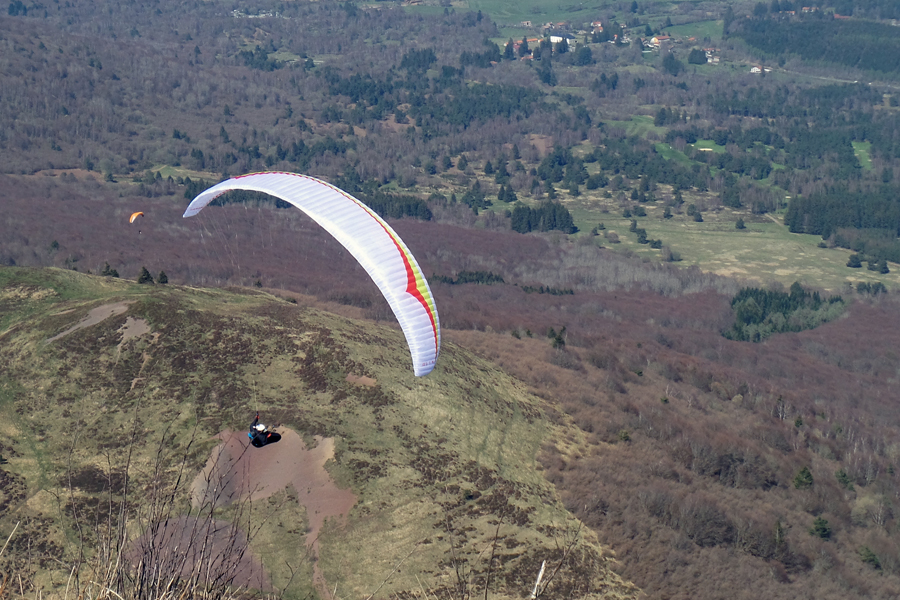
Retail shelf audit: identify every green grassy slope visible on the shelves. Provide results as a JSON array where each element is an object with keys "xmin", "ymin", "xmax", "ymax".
[{"xmin": 0, "ymin": 266, "xmax": 639, "ymax": 600}]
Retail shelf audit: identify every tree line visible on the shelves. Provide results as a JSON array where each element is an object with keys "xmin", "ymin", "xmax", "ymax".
[
  {"xmin": 734, "ymin": 16, "xmax": 900, "ymax": 75},
  {"xmin": 785, "ymin": 185, "xmax": 900, "ymax": 240}
]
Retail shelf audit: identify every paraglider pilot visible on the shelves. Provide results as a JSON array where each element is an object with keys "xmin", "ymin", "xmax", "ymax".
[{"xmin": 248, "ymin": 412, "xmax": 281, "ymax": 448}]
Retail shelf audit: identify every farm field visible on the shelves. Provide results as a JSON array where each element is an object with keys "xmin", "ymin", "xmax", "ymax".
[
  {"xmin": 663, "ymin": 19, "xmax": 723, "ymax": 40},
  {"xmin": 561, "ymin": 194, "xmax": 900, "ymax": 292},
  {"xmin": 456, "ymin": 0, "xmax": 603, "ymax": 25}
]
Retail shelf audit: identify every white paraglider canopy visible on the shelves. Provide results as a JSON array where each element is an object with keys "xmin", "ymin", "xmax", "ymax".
[{"xmin": 184, "ymin": 171, "xmax": 440, "ymax": 376}]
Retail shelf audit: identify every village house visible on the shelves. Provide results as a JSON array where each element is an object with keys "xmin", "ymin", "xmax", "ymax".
[
  {"xmin": 549, "ymin": 33, "xmax": 577, "ymax": 45},
  {"xmin": 650, "ymin": 35, "xmax": 671, "ymax": 48}
]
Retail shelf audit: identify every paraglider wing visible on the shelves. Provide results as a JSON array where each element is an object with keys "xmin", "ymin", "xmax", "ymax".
[
  {"xmin": 129, "ymin": 211, "xmax": 144, "ymax": 224},
  {"xmin": 183, "ymin": 172, "xmax": 440, "ymax": 376}
]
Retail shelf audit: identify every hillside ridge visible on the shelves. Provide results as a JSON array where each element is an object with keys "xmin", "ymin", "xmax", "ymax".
[{"xmin": 0, "ymin": 266, "xmax": 639, "ymax": 600}]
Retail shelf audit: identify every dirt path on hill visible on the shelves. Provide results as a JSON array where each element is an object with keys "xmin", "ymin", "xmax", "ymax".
[{"xmin": 46, "ymin": 300, "xmax": 133, "ymax": 342}]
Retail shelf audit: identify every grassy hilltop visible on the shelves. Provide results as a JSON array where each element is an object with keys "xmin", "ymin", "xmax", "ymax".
[{"xmin": 0, "ymin": 266, "xmax": 639, "ymax": 600}]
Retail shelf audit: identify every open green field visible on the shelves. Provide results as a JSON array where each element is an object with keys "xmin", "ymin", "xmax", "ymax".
[
  {"xmin": 495, "ymin": 27, "xmax": 534, "ymax": 42},
  {"xmin": 561, "ymin": 194, "xmax": 900, "ymax": 291},
  {"xmin": 398, "ymin": 3, "xmax": 450, "ymax": 17},
  {"xmin": 692, "ymin": 139, "xmax": 727, "ymax": 153},
  {"xmin": 455, "ymin": 0, "xmax": 604, "ymax": 25},
  {"xmin": 655, "ymin": 142, "xmax": 694, "ymax": 166},
  {"xmin": 663, "ymin": 19, "xmax": 723, "ymax": 41},
  {"xmin": 852, "ymin": 141, "xmax": 874, "ymax": 171},
  {"xmin": 606, "ymin": 114, "xmax": 667, "ymax": 137}
]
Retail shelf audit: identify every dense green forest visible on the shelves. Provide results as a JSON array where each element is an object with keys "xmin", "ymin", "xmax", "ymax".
[
  {"xmin": 830, "ymin": 0, "xmax": 900, "ymax": 18},
  {"xmin": 723, "ymin": 282, "xmax": 845, "ymax": 341},
  {"xmin": 786, "ymin": 186, "xmax": 900, "ymax": 235},
  {"xmin": 734, "ymin": 17, "xmax": 900, "ymax": 75}
]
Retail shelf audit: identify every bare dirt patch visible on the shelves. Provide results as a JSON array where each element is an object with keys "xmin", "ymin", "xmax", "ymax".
[
  {"xmin": 46, "ymin": 301, "xmax": 133, "ymax": 342},
  {"xmin": 345, "ymin": 373, "xmax": 376, "ymax": 387},
  {"xmin": 117, "ymin": 316, "xmax": 151, "ymax": 344},
  {"xmin": 115, "ymin": 316, "xmax": 153, "ymax": 363},
  {"xmin": 190, "ymin": 428, "xmax": 356, "ymax": 596}
]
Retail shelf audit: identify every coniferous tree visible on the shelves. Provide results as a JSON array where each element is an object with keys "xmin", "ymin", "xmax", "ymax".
[
  {"xmin": 101, "ymin": 262, "xmax": 119, "ymax": 278},
  {"xmin": 662, "ymin": 52, "xmax": 684, "ymax": 76},
  {"xmin": 810, "ymin": 516, "xmax": 831, "ymax": 540},
  {"xmin": 503, "ymin": 38, "xmax": 515, "ymax": 60},
  {"xmin": 794, "ymin": 466, "xmax": 814, "ymax": 489},
  {"xmin": 835, "ymin": 469, "xmax": 854, "ymax": 491},
  {"xmin": 860, "ymin": 546, "xmax": 882, "ymax": 570},
  {"xmin": 137, "ymin": 267, "xmax": 154, "ymax": 284},
  {"xmin": 688, "ymin": 48, "xmax": 707, "ymax": 64},
  {"xmin": 158, "ymin": 271, "xmax": 168, "ymax": 284}
]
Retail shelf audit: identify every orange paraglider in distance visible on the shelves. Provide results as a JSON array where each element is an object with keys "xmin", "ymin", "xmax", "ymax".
[{"xmin": 129, "ymin": 212, "xmax": 144, "ymax": 224}]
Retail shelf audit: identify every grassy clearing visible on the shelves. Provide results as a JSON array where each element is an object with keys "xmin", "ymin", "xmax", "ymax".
[
  {"xmin": 606, "ymin": 114, "xmax": 667, "ymax": 137},
  {"xmin": 692, "ymin": 139, "xmax": 727, "ymax": 153},
  {"xmin": 620, "ymin": 63, "xmax": 660, "ymax": 74},
  {"xmin": 149, "ymin": 164, "xmax": 221, "ymax": 181},
  {"xmin": 632, "ymin": 213, "xmax": 900, "ymax": 291},
  {"xmin": 556, "ymin": 192, "xmax": 900, "ymax": 291},
  {"xmin": 270, "ymin": 49, "xmax": 305, "ymax": 64},
  {"xmin": 457, "ymin": 0, "xmax": 602, "ymax": 25},
  {"xmin": 852, "ymin": 141, "xmax": 874, "ymax": 171},
  {"xmin": 663, "ymin": 19, "xmax": 723, "ymax": 41},
  {"xmin": 655, "ymin": 143, "xmax": 694, "ymax": 166},
  {"xmin": 400, "ymin": 3, "xmax": 450, "ymax": 17},
  {"xmin": 495, "ymin": 27, "xmax": 533, "ymax": 42}
]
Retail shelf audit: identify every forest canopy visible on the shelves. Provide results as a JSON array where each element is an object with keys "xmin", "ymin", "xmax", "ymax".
[
  {"xmin": 723, "ymin": 283, "xmax": 845, "ymax": 342},
  {"xmin": 734, "ymin": 17, "xmax": 900, "ymax": 75}
]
